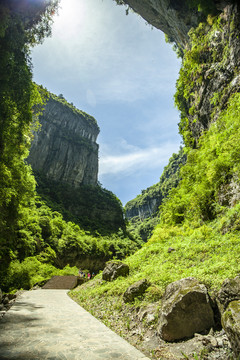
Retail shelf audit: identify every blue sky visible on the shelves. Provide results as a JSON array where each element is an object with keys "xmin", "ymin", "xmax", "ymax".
[{"xmin": 31, "ymin": 0, "xmax": 182, "ymax": 205}]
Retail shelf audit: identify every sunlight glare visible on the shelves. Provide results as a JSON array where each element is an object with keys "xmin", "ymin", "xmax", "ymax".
[{"xmin": 53, "ymin": 0, "xmax": 86, "ymax": 39}]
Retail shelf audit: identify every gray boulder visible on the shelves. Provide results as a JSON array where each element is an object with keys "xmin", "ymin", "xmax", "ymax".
[
  {"xmin": 222, "ymin": 300, "xmax": 240, "ymax": 357},
  {"xmin": 123, "ymin": 279, "xmax": 150, "ymax": 303},
  {"xmin": 217, "ymin": 275, "xmax": 240, "ymax": 314},
  {"xmin": 102, "ymin": 261, "xmax": 129, "ymax": 281},
  {"xmin": 158, "ymin": 277, "xmax": 214, "ymax": 342}
]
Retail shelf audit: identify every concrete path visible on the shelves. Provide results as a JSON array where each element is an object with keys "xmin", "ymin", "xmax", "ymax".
[{"xmin": 0, "ymin": 289, "xmax": 150, "ymax": 360}]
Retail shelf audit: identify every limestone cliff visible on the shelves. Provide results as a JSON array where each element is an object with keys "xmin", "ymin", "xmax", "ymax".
[
  {"xmin": 28, "ymin": 93, "xmax": 125, "ymax": 234},
  {"xmin": 28, "ymin": 94, "xmax": 99, "ymax": 187}
]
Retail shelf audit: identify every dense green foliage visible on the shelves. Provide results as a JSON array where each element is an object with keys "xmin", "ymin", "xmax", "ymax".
[
  {"xmin": 175, "ymin": 14, "xmax": 232, "ymax": 146},
  {"xmin": 125, "ymin": 148, "xmax": 186, "ymax": 210},
  {"xmin": 34, "ymin": 172, "xmax": 126, "ymax": 235},
  {"xmin": 0, "ymin": 0, "xmax": 59, "ymax": 273},
  {"xmin": 161, "ymin": 93, "xmax": 240, "ymax": 225},
  {"xmin": 1, "ymin": 195, "xmax": 141, "ymax": 291}
]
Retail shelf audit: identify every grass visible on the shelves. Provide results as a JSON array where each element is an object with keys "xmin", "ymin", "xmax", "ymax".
[{"xmin": 70, "ymin": 218, "xmax": 240, "ymax": 304}]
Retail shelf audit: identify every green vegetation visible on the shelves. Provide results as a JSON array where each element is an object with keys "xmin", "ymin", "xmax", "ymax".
[
  {"xmin": 162, "ymin": 92, "xmax": 240, "ymax": 227},
  {"xmin": 34, "ymin": 172, "xmax": 126, "ymax": 235},
  {"xmin": 1, "ymin": 195, "xmax": 141, "ymax": 292},
  {"xmin": 1, "ymin": 7, "xmax": 240, "ymax": 351},
  {"xmin": 175, "ymin": 13, "xmax": 232, "ymax": 146}
]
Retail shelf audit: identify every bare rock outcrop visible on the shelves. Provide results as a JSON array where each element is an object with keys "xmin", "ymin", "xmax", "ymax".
[
  {"xmin": 217, "ymin": 275, "xmax": 240, "ymax": 357},
  {"xmin": 158, "ymin": 277, "xmax": 214, "ymax": 341}
]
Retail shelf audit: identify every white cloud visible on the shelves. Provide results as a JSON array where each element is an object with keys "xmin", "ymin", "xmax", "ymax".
[{"xmin": 99, "ymin": 141, "xmax": 180, "ymax": 176}]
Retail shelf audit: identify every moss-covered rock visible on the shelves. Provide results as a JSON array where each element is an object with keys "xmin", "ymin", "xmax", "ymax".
[
  {"xmin": 123, "ymin": 279, "xmax": 150, "ymax": 303},
  {"xmin": 102, "ymin": 261, "xmax": 129, "ymax": 281},
  {"xmin": 222, "ymin": 300, "xmax": 240, "ymax": 357}
]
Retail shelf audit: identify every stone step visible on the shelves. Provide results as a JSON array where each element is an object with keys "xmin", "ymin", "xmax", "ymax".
[{"xmin": 42, "ymin": 275, "xmax": 78, "ymax": 289}]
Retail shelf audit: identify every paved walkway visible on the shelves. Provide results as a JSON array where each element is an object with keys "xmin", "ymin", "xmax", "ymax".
[{"xmin": 0, "ymin": 289, "xmax": 150, "ymax": 360}]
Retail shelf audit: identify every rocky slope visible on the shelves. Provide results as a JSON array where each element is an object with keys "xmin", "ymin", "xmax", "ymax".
[{"xmin": 28, "ymin": 94, "xmax": 99, "ymax": 188}]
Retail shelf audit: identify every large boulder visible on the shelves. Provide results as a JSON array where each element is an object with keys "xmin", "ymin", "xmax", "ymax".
[
  {"xmin": 222, "ymin": 300, "xmax": 240, "ymax": 357},
  {"xmin": 123, "ymin": 279, "xmax": 150, "ymax": 303},
  {"xmin": 102, "ymin": 261, "xmax": 129, "ymax": 281},
  {"xmin": 217, "ymin": 275, "xmax": 240, "ymax": 314},
  {"xmin": 158, "ymin": 277, "xmax": 214, "ymax": 342}
]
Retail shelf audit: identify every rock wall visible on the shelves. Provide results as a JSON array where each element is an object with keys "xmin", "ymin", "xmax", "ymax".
[
  {"xmin": 27, "ymin": 95, "xmax": 99, "ymax": 188},
  {"xmin": 121, "ymin": 0, "xmax": 232, "ymax": 51},
  {"xmin": 126, "ymin": 197, "xmax": 160, "ymax": 220}
]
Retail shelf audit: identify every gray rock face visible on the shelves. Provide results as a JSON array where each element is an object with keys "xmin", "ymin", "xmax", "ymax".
[
  {"xmin": 158, "ymin": 277, "xmax": 214, "ymax": 342},
  {"xmin": 123, "ymin": 279, "xmax": 150, "ymax": 303},
  {"xmin": 125, "ymin": 197, "xmax": 161, "ymax": 220},
  {"xmin": 222, "ymin": 300, "xmax": 240, "ymax": 357},
  {"xmin": 28, "ymin": 96, "xmax": 99, "ymax": 188},
  {"xmin": 121, "ymin": 0, "xmax": 202, "ymax": 51},
  {"xmin": 217, "ymin": 275, "xmax": 240, "ymax": 314},
  {"xmin": 102, "ymin": 261, "xmax": 129, "ymax": 281}
]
